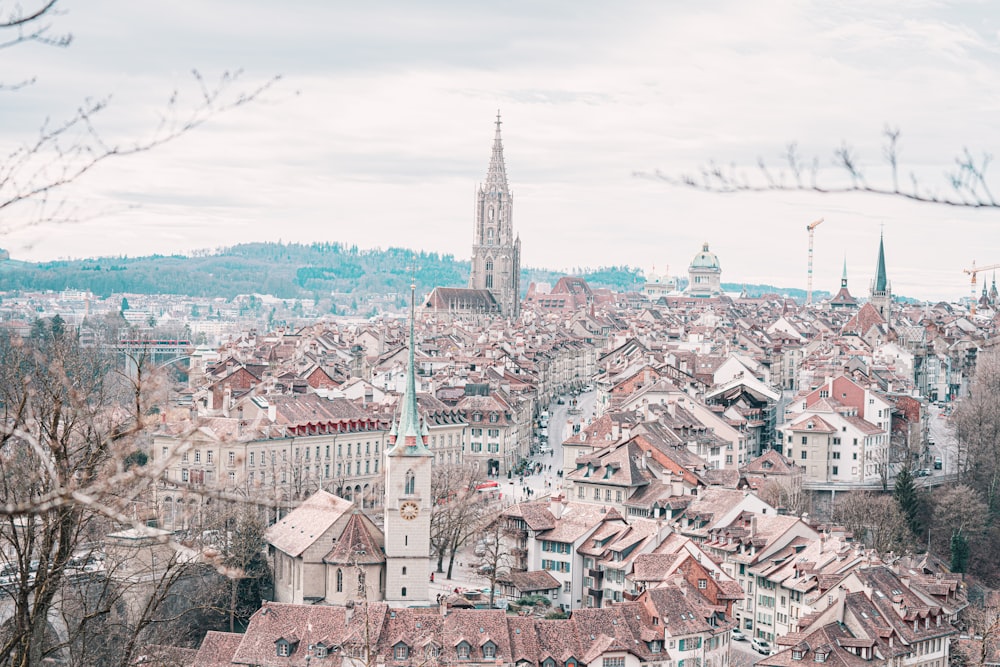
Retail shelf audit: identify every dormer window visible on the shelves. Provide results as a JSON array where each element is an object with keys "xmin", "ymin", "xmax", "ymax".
[
  {"xmin": 489, "ymin": 413, "xmax": 499, "ymax": 423},
  {"xmin": 277, "ymin": 640, "xmax": 293, "ymax": 657},
  {"xmin": 792, "ymin": 650, "xmax": 803, "ymax": 661},
  {"xmin": 314, "ymin": 644, "xmax": 328, "ymax": 658},
  {"xmin": 483, "ymin": 643, "xmax": 496, "ymax": 659},
  {"xmin": 814, "ymin": 651, "xmax": 828, "ymax": 662},
  {"xmin": 395, "ymin": 644, "xmax": 410, "ymax": 660},
  {"xmin": 458, "ymin": 642, "xmax": 471, "ymax": 659}
]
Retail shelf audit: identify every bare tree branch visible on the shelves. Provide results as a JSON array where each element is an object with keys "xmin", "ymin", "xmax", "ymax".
[{"xmin": 636, "ymin": 128, "xmax": 1000, "ymax": 209}]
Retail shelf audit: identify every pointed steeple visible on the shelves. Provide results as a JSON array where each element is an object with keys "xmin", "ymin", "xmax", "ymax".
[
  {"xmin": 841, "ymin": 256, "xmax": 848, "ymax": 289},
  {"xmin": 388, "ymin": 280, "xmax": 429, "ymax": 456},
  {"xmin": 485, "ymin": 110, "xmax": 509, "ymax": 192},
  {"xmin": 874, "ymin": 232, "xmax": 888, "ymax": 293}
]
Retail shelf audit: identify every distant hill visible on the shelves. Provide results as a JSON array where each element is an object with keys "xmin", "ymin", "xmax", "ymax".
[
  {"xmin": 0, "ymin": 243, "xmax": 644, "ymax": 301},
  {"xmin": 0, "ymin": 242, "xmax": 819, "ymax": 303}
]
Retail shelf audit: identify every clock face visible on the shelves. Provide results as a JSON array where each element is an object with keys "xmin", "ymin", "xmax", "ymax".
[{"xmin": 400, "ymin": 501, "xmax": 419, "ymax": 521}]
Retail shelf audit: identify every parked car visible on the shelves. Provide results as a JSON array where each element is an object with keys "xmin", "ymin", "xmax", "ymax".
[
  {"xmin": 731, "ymin": 628, "xmax": 747, "ymax": 641},
  {"xmin": 934, "ymin": 457, "xmax": 943, "ymax": 470},
  {"xmin": 752, "ymin": 638, "xmax": 772, "ymax": 655},
  {"xmin": 914, "ymin": 469, "xmax": 932, "ymax": 477}
]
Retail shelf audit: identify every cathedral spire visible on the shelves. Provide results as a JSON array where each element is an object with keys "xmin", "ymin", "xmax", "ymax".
[
  {"xmin": 874, "ymin": 231, "xmax": 888, "ymax": 293},
  {"xmin": 841, "ymin": 255, "xmax": 848, "ymax": 288},
  {"xmin": 485, "ymin": 110, "xmax": 509, "ymax": 192},
  {"xmin": 388, "ymin": 280, "xmax": 429, "ymax": 455}
]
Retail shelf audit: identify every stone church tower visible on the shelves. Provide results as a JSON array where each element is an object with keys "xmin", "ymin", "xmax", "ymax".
[
  {"xmin": 383, "ymin": 284, "xmax": 432, "ymax": 607},
  {"xmin": 869, "ymin": 232, "xmax": 892, "ymax": 321},
  {"xmin": 469, "ymin": 112, "xmax": 521, "ymax": 318}
]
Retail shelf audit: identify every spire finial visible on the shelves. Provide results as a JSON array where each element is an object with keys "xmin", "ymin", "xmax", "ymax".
[{"xmin": 388, "ymin": 265, "xmax": 429, "ymax": 455}]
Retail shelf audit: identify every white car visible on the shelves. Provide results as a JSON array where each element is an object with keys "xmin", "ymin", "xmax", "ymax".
[
  {"xmin": 752, "ymin": 638, "xmax": 772, "ymax": 655},
  {"xmin": 731, "ymin": 628, "xmax": 747, "ymax": 641}
]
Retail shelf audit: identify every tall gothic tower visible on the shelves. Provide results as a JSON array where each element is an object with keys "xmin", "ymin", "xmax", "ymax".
[
  {"xmin": 383, "ymin": 283, "xmax": 432, "ymax": 607},
  {"xmin": 470, "ymin": 112, "xmax": 521, "ymax": 318},
  {"xmin": 869, "ymin": 232, "xmax": 892, "ymax": 320}
]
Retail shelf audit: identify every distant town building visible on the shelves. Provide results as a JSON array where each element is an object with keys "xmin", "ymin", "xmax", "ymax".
[{"xmin": 685, "ymin": 242, "xmax": 723, "ymax": 298}]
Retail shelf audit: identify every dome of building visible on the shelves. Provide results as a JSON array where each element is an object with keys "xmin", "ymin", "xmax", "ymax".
[{"xmin": 690, "ymin": 243, "xmax": 720, "ymax": 271}]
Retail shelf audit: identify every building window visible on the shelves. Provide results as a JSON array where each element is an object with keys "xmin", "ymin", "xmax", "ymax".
[
  {"xmin": 277, "ymin": 641, "xmax": 290, "ymax": 657},
  {"xmin": 194, "ymin": 450, "xmax": 201, "ymax": 463},
  {"xmin": 401, "ymin": 587, "xmax": 407, "ymax": 597},
  {"xmin": 801, "ymin": 436, "xmax": 807, "ymax": 445},
  {"xmin": 603, "ymin": 658, "xmax": 625, "ymax": 667},
  {"xmin": 458, "ymin": 643, "xmax": 470, "ymax": 659},
  {"xmin": 801, "ymin": 451, "xmax": 807, "ymax": 460},
  {"xmin": 228, "ymin": 451, "xmax": 235, "ymax": 465},
  {"xmin": 832, "ymin": 466, "xmax": 839, "ymax": 475},
  {"xmin": 181, "ymin": 469, "xmax": 189, "ymax": 482},
  {"xmin": 336, "ymin": 569, "xmax": 343, "ymax": 592},
  {"xmin": 395, "ymin": 645, "xmax": 408, "ymax": 660},
  {"xmin": 699, "ymin": 579, "xmax": 707, "ymax": 589},
  {"xmin": 483, "ymin": 644, "xmax": 495, "ymax": 659}
]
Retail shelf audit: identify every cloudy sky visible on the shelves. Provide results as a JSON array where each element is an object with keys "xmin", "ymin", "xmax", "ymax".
[{"xmin": 3, "ymin": 0, "xmax": 1000, "ymax": 301}]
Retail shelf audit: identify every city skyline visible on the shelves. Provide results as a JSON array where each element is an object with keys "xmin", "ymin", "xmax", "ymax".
[{"xmin": 3, "ymin": 1, "xmax": 1000, "ymax": 302}]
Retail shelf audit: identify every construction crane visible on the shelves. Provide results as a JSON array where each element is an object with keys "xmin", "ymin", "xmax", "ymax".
[
  {"xmin": 806, "ymin": 218, "xmax": 824, "ymax": 305},
  {"xmin": 963, "ymin": 261, "xmax": 1000, "ymax": 315}
]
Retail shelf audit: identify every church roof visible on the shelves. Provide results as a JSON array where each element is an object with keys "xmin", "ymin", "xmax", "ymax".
[
  {"xmin": 265, "ymin": 490, "xmax": 354, "ymax": 558},
  {"xmin": 324, "ymin": 510, "xmax": 385, "ymax": 565}
]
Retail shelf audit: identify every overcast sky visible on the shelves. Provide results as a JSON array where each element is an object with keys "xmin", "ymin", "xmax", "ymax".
[{"xmin": 3, "ymin": 0, "xmax": 1000, "ymax": 301}]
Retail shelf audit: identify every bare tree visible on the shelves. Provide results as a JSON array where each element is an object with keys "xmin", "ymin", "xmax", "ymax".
[
  {"xmin": 1, "ymin": 1, "xmax": 278, "ymax": 239},
  {"xmin": 832, "ymin": 492, "xmax": 911, "ymax": 555},
  {"xmin": 429, "ymin": 464, "xmax": 490, "ymax": 578},
  {"xmin": 961, "ymin": 599, "xmax": 1000, "ymax": 667},
  {"xmin": 638, "ymin": 127, "xmax": 1000, "ymax": 209},
  {"xmin": 758, "ymin": 477, "xmax": 812, "ymax": 517},
  {"xmin": 950, "ymin": 349, "xmax": 1000, "ymax": 514},
  {"xmin": 472, "ymin": 516, "xmax": 517, "ymax": 610}
]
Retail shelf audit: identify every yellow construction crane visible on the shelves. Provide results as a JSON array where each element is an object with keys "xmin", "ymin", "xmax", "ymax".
[
  {"xmin": 963, "ymin": 261, "xmax": 1000, "ymax": 315},
  {"xmin": 806, "ymin": 218, "xmax": 824, "ymax": 305}
]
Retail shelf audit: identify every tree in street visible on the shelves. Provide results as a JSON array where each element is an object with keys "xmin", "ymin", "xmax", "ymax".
[
  {"xmin": 429, "ymin": 464, "xmax": 490, "ymax": 579},
  {"xmin": 472, "ymin": 516, "xmax": 517, "ymax": 610}
]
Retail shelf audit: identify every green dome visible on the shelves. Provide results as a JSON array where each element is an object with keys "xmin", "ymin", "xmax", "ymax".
[{"xmin": 690, "ymin": 243, "xmax": 720, "ymax": 270}]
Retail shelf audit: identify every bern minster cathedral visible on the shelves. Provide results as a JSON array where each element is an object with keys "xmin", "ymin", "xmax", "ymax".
[{"xmin": 424, "ymin": 113, "xmax": 521, "ymax": 319}]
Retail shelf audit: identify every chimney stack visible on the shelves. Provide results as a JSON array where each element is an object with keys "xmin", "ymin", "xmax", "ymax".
[{"xmin": 550, "ymin": 494, "xmax": 565, "ymax": 519}]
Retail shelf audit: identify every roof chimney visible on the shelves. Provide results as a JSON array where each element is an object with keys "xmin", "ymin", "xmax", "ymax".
[{"xmin": 550, "ymin": 494, "xmax": 565, "ymax": 519}]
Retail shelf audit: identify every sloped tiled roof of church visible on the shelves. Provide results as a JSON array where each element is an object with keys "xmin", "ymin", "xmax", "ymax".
[{"xmin": 323, "ymin": 510, "xmax": 385, "ymax": 565}]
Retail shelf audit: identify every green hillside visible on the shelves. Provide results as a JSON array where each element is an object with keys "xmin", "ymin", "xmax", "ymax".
[{"xmin": 0, "ymin": 243, "xmax": 644, "ymax": 300}]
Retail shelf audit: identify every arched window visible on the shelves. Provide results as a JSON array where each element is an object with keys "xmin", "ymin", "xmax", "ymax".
[
  {"xmin": 336, "ymin": 568, "xmax": 343, "ymax": 592},
  {"xmin": 485, "ymin": 259, "xmax": 493, "ymax": 272},
  {"xmin": 401, "ymin": 586, "xmax": 407, "ymax": 597},
  {"xmin": 402, "ymin": 566, "xmax": 407, "ymax": 575},
  {"xmin": 404, "ymin": 470, "xmax": 415, "ymax": 495}
]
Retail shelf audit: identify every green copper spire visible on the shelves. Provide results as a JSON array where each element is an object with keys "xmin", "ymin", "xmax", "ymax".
[
  {"xmin": 874, "ymin": 232, "xmax": 888, "ymax": 293},
  {"xmin": 388, "ymin": 280, "xmax": 429, "ymax": 456}
]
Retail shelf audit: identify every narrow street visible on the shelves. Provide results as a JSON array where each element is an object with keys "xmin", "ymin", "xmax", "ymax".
[{"xmin": 927, "ymin": 404, "xmax": 957, "ymax": 475}]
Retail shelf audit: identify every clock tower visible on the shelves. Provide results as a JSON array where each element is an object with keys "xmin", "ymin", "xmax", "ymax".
[{"xmin": 383, "ymin": 282, "xmax": 432, "ymax": 607}]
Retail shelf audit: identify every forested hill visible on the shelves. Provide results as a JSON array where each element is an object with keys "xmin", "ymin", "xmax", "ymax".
[{"xmin": 0, "ymin": 242, "xmax": 647, "ymax": 300}]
